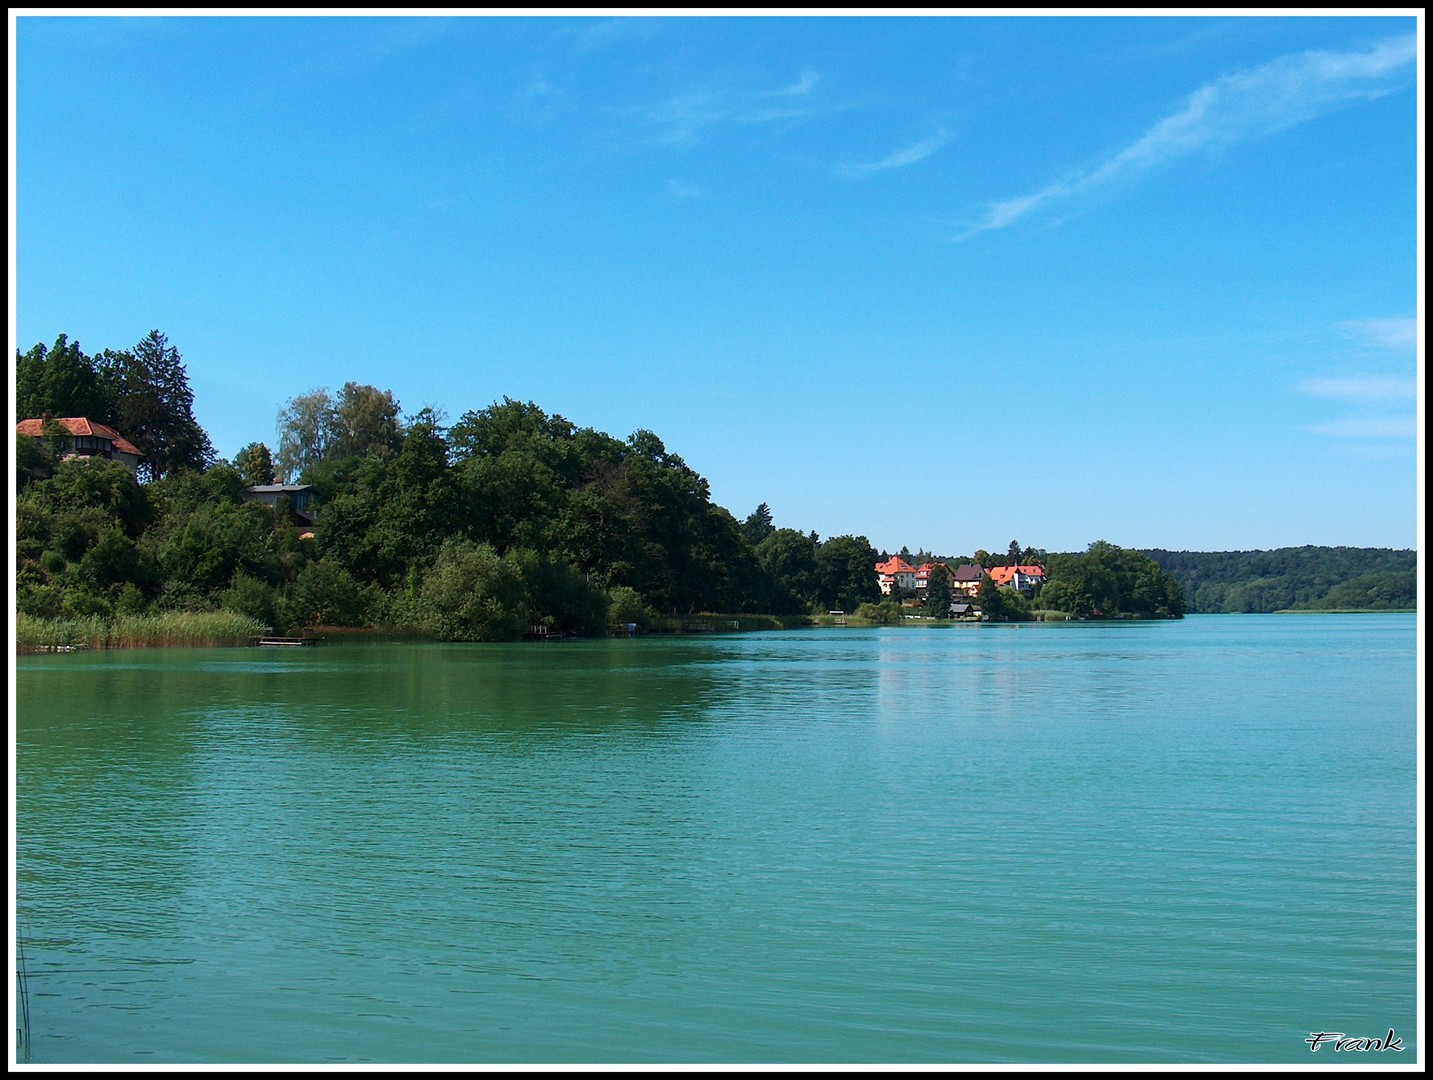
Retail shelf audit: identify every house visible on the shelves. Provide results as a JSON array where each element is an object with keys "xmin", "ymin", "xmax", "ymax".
[
  {"xmin": 242, "ymin": 483, "xmax": 317, "ymax": 530},
  {"xmin": 950, "ymin": 563, "xmax": 986, "ymax": 597},
  {"xmin": 875, "ymin": 556, "xmax": 919, "ymax": 595},
  {"xmin": 16, "ymin": 416, "xmax": 143, "ymax": 473},
  {"xmin": 986, "ymin": 564, "xmax": 1047, "ymax": 595},
  {"xmin": 949, "ymin": 601, "xmax": 978, "ymax": 620}
]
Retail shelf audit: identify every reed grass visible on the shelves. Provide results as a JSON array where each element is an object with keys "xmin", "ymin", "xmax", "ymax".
[
  {"xmin": 15, "ymin": 611, "xmax": 267, "ymax": 652},
  {"xmin": 16, "ymin": 915, "xmax": 31, "ymax": 1062}
]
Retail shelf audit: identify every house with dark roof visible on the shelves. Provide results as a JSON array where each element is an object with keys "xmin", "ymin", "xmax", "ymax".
[
  {"xmin": 950, "ymin": 563, "xmax": 987, "ymax": 597},
  {"xmin": 241, "ymin": 483, "xmax": 318, "ymax": 530},
  {"xmin": 16, "ymin": 417, "xmax": 143, "ymax": 473}
]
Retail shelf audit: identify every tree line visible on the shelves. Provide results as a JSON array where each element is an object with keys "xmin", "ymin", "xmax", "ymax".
[
  {"xmin": 18, "ymin": 331, "xmax": 1408, "ymax": 640},
  {"xmin": 1142, "ymin": 547, "xmax": 1417, "ymax": 613},
  {"xmin": 16, "ymin": 333, "xmax": 887, "ymax": 638}
]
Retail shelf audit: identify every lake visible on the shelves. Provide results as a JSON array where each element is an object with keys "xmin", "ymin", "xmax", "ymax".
[{"xmin": 12, "ymin": 615, "xmax": 1419, "ymax": 1065}]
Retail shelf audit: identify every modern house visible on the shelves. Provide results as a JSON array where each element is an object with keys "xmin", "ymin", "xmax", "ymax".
[
  {"xmin": 241, "ymin": 483, "xmax": 317, "ymax": 530},
  {"xmin": 16, "ymin": 417, "xmax": 143, "ymax": 473}
]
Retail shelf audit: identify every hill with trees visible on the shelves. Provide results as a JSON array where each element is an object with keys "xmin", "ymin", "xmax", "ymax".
[
  {"xmin": 1142, "ymin": 547, "xmax": 1417, "ymax": 613},
  {"xmin": 16, "ymin": 333, "xmax": 882, "ymax": 641}
]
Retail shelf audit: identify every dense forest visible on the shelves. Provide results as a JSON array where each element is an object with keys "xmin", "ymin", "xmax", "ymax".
[
  {"xmin": 16, "ymin": 333, "xmax": 891, "ymax": 641},
  {"xmin": 1143, "ymin": 548, "xmax": 1418, "ymax": 613},
  {"xmin": 15, "ymin": 332, "xmax": 1411, "ymax": 644}
]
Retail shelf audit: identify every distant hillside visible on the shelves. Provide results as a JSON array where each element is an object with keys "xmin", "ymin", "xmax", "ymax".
[{"xmin": 1141, "ymin": 547, "xmax": 1417, "ymax": 613}]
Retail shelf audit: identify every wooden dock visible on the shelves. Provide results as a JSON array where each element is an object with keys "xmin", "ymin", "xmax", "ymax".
[{"xmin": 254, "ymin": 635, "xmax": 320, "ymax": 647}]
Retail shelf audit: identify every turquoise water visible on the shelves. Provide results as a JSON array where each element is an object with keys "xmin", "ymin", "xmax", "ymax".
[{"xmin": 13, "ymin": 615, "xmax": 1419, "ymax": 1064}]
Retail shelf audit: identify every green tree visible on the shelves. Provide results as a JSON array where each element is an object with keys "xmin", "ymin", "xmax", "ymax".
[
  {"xmin": 605, "ymin": 585, "xmax": 656, "ymax": 630},
  {"xmin": 234, "ymin": 442, "xmax": 275, "ymax": 487},
  {"xmin": 815, "ymin": 534, "xmax": 880, "ymax": 612},
  {"xmin": 15, "ymin": 334, "xmax": 109, "ymax": 421},
  {"xmin": 1042, "ymin": 541, "xmax": 1184, "ymax": 618},
  {"xmin": 756, "ymin": 528, "xmax": 819, "ymax": 613},
  {"xmin": 16, "ymin": 431, "xmax": 55, "ymax": 489},
  {"xmin": 98, "ymin": 330, "xmax": 215, "ymax": 480},
  {"xmin": 275, "ymin": 387, "xmax": 337, "ymax": 481},
  {"xmin": 331, "ymin": 382, "xmax": 404, "ymax": 462},
  {"xmin": 976, "ymin": 575, "xmax": 1005, "ymax": 619},
  {"xmin": 922, "ymin": 563, "xmax": 951, "ymax": 617},
  {"xmin": 419, "ymin": 539, "xmax": 527, "ymax": 641},
  {"xmin": 283, "ymin": 559, "xmax": 375, "ymax": 628},
  {"xmin": 507, "ymin": 548, "xmax": 609, "ymax": 636},
  {"xmin": 743, "ymin": 502, "xmax": 776, "ymax": 546}
]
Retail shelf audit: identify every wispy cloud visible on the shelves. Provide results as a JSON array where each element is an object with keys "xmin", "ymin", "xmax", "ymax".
[
  {"xmin": 769, "ymin": 71, "xmax": 819, "ymax": 98},
  {"xmin": 1337, "ymin": 317, "xmax": 1417, "ymax": 352},
  {"xmin": 1308, "ymin": 417, "xmax": 1417, "ymax": 438},
  {"xmin": 1300, "ymin": 376, "xmax": 1417, "ymax": 402},
  {"xmin": 842, "ymin": 132, "xmax": 952, "ymax": 178},
  {"xmin": 961, "ymin": 35, "xmax": 1416, "ymax": 238},
  {"xmin": 634, "ymin": 72, "xmax": 822, "ymax": 146},
  {"xmin": 1300, "ymin": 315, "xmax": 1418, "ymax": 440}
]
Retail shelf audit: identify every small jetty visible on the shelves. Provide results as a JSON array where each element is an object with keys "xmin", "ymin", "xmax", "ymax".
[
  {"xmin": 524, "ymin": 625, "xmax": 571, "ymax": 641},
  {"xmin": 253, "ymin": 633, "xmax": 320, "ymax": 647}
]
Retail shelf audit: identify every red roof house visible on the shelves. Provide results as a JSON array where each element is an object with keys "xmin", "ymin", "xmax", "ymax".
[{"xmin": 16, "ymin": 417, "xmax": 143, "ymax": 472}]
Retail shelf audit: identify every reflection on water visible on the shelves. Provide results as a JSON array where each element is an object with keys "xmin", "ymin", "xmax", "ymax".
[{"xmin": 14, "ymin": 618, "xmax": 1418, "ymax": 1064}]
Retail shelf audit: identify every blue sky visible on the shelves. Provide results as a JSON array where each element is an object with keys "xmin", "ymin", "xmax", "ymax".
[{"xmin": 11, "ymin": 13, "xmax": 1422, "ymax": 555}]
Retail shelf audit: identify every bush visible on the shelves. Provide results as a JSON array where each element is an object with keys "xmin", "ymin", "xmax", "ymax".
[
  {"xmin": 420, "ymin": 539, "xmax": 526, "ymax": 641},
  {"xmin": 853, "ymin": 600, "xmax": 903, "ymax": 624},
  {"xmin": 283, "ymin": 558, "xmax": 374, "ymax": 628},
  {"xmin": 605, "ymin": 585, "xmax": 655, "ymax": 630},
  {"xmin": 220, "ymin": 572, "xmax": 279, "ymax": 629}
]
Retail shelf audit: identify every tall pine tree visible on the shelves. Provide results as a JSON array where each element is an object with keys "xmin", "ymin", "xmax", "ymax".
[{"xmin": 98, "ymin": 330, "xmax": 214, "ymax": 480}]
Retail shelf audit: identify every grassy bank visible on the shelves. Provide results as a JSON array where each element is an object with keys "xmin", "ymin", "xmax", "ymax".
[{"xmin": 16, "ymin": 611, "xmax": 267, "ymax": 652}]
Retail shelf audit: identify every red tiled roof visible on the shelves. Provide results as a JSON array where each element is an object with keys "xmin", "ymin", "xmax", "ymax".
[
  {"xmin": 874, "ymin": 556, "xmax": 917, "ymax": 576},
  {"xmin": 987, "ymin": 565, "xmax": 1046, "ymax": 585},
  {"xmin": 16, "ymin": 417, "xmax": 143, "ymax": 457}
]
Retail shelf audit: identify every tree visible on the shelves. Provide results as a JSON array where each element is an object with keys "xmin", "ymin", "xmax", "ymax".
[
  {"xmin": 922, "ymin": 563, "xmax": 951, "ymax": 617},
  {"xmin": 815, "ymin": 534, "xmax": 880, "ymax": 612},
  {"xmin": 743, "ymin": 503, "xmax": 775, "ymax": 546},
  {"xmin": 1041, "ymin": 541, "xmax": 1184, "ymax": 618},
  {"xmin": 15, "ymin": 335, "xmax": 109, "ymax": 421},
  {"xmin": 419, "ymin": 539, "xmax": 527, "ymax": 641},
  {"xmin": 234, "ymin": 442, "xmax": 275, "ymax": 487},
  {"xmin": 755, "ymin": 528, "xmax": 819, "ymax": 613},
  {"xmin": 976, "ymin": 575, "xmax": 1030, "ymax": 621},
  {"xmin": 331, "ymin": 382, "xmax": 404, "ymax": 462},
  {"xmin": 283, "ymin": 559, "xmax": 374, "ymax": 628},
  {"xmin": 275, "ymin": 388, "xmax": 337, "ymax": 481},
  {"xmin": 16, "ymin": 432, "xmax": 52, "ymax": 489},
  {"xmin": 98, "ymin": 331, "xmax": 215, "ymax": 480}
]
